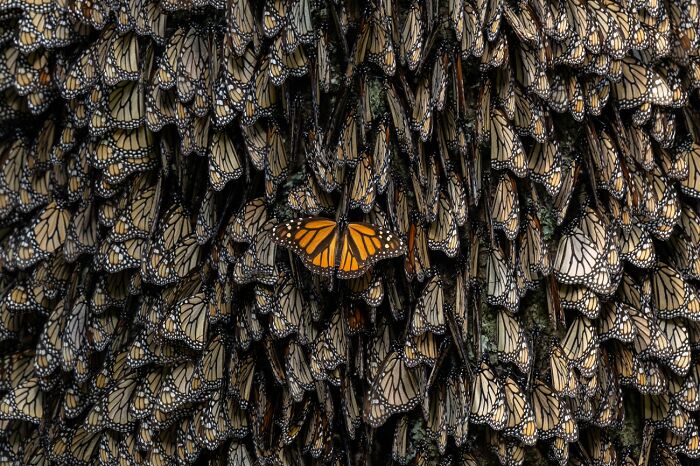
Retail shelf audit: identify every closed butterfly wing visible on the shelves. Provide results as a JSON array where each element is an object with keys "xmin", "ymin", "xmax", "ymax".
[
  {"xmin": 363, "ymin": 350, "xmax": 420, "ymax": 428},
  {"xmin": 470, "ymin": 360, "xmax": 507, "ymax": 431}
]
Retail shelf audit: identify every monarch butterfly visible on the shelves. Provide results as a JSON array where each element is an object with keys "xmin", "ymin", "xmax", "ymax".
[
  {"xmin": 269, "ymin": 270, "xmax": 303, "ymax": 339},
  {"xmin": 514, "ymin": 41, "xmax": 549, "ymax": 99},
  {"xmin": 360, "ymin": 6, "xmax": 396, "ymax": 77},
  {"xmin": 110, "ymin": 177, "xmax": 161, "ymax": 241},
  {"xmin": 273, "ymin": 217, "xmax": 405, "ymax": 279},
  {"xmin": 278, "ymin": 389, "xmax": 310, "ymax": 444},
  {"xmin": 12, "ymin": 201, "xmax": 70, "ymax": 269},
  {"xmin": 392, "ymin": 415, "xmax": 410, "ymax": 464},
  {"xmin": 452, "ymin": 369, "xmax": 471, "ymax": 446},
  {"xmin": 404, "ymin": 220, "xmax": 431, "ymax": 282},
  {"xmin": 228, "ymin": 197, "xmax": 269, "ymax": 243},
  {"xmin": 336, "ymin": 111, "xmax": 359, "ymax": 166},
  {"xmin": 195, "ymin": 188, "xmax": 217, "ymax": 245},
  {"xmin": 671, "ymin": 232, "xmax": 700, "ymax": 281},
  {"xmin": 349, "ymin": 151, "xmax": 376, "ymax": 213},
  {"xmin": 411, "ymin": 75, "xmax": 433, "ymax": 142},
  {"xmin": 461, "ymin": 1, "xmax": 484, "ymax": 58},
  {"xmin": 0, "ymin": 375, "xmax": 44, "ymax": 424},
  {"xmin": 227, "ymin": 0, "xmax": 256, "ymax": 55},
  {"xmin": 317, "ymin": 29, "xmax": 331, "ymax": 93},
  {"xmin": 578, "ymin": 205, "xmax": 621, "ymax": 277},
  {"xmin": 487, "ymin": 430, "xmax": 527, "ymax": 466},
  {"xmin": 60, "ymin": 47, "xmax": 97, "ymax": 99},
  {"xmin": 161, "ymin": 292, "xmax": 208, "ymax": 351},
  {"xmin": 664, "ymin": 428, "xmax": 700, "ymax": 459},
  {"xmin": 492, "ymin": 172, "xmax": 520, "ymax": 241},
  {"xmin": 177, "ymin": 27, "xmax": 210, "ymax": 105},
  {"xmin": 562, "ymin": 315, "xmax": 598, "ymax": 375},
  {"xmin": 502, "ymin": 374, "xmax": 537, "ymax": 445},
  {"xmin": 427, "ymin": 193, "xmax": 459, "ymax": 257},
  {"xmin": 646, "ymin": 166, "xmax": 680, "ymax": 240},
  {"xmin": 652, "ymin": 262, "xmax": 700, "ymax": 320},
  {"xmin": 196, "ymin": 389, "xmax": 236, "ymax": 450},
  {"xmin": 156, "ymin": 359, "xmax": 201, "ymax": 412},
  {"xmin": 242, "ymin": 55, "xmax": 278, "ymax": 126},
  {"xmin": 678, "ymin": 141, "xmax": 700, "ymax": 198},
  {"xmin": 423, "ymin": 155, "xmax": 441, "ymax": 222},
  {"xmin": 598, "ymin": 301, "xmax": 636, "ymax": 343},
  {"xmin": 225, "ymin": 45, "xmax": 256, "ymax": 112},
  {"xmin": 431, "ymin": 51, "xmax": 449, "ymax": 113},
  {"xmin": 620, "ymin": 224, "xmax": 655, "ymax": 269},
  {"xmin": 633, "ymin": 358, "xmax": 668, "ymax": 396},
  {"xmin": 64, "ymin": 201, "xmax": 99, "ymax": 262},
  {"xmin": 411, "ymin": 274, "xmax": 445, "ymax": 335},
  {"xmin": 549, "ymin": 342, "xmax": 579, "ymax": 397},
  {"xmin": 288, "ymin": 176, "xmax": 334, "ymax": 216},
  {"xmin": 520, "ymin": 209, "xmax": 548, "ymax": 282},
  {"xmin": 485, "ymin": 246, "xmax": 519, "ymax": 313},
  {"xmin": 268, "ymin": 35, "xmax": 309, "ymax": 86},
  {"xmin": 103, "ymin": 31, "xmax": 140, "ymax": 85},
  {"xmin": 629, "ymin": 305, "xmax": 672, "ymax": 361},
  {"xmin": 304, "ymin": 405, "xmax": 332, "ymax": 458},
  {"xmin": 512, "ymin": 84, "xmax": 548, "ymax": 143},
  {"xmin": 481, "ymin": 33, "xmax": 508, "ymax": 70},
  {"xmin": 668, "ymin": 372, "xmax": 700, "ymax": 413},
  {"xmin": 85, "ymin": 371, "xmax": 138, "ymax": 433},
  {"xmin": 470, "ymin": 360, "xmax": 507, "ymax": 430},
  {"xmin": 554, "ymin": 226, "xmax": 611, "ymax": 295},
  {"xmin": 60, "ymin": 294, "xmax": 88, "ymax": 373},
  {"xmin": 657, "ymin": 145, "xmax": 688, "ymax": 184},
  {"xmin": 386, "ymin": 84, "xmax": 414, "ymax": 157},
  {"xmin": 372, "ymin": 120, "xmax": 392, "ymax": 195},
  {"xmin": 613, "ymin": 58, "xmax": 673, "ymax": 109},
  {"xmin": 105, "ymin": 80, "xmax": 147, "ymax": 131},
  {"xmin": 363, "ymin": 350, "xmax": 420, "ymax": 428},
  {"xmin": 403, "ymin": 331, "xmax": 439, "ymax": 368},
  {"xmin": 531, "ymin": 379, "xmax": 578, "ymax": 442},
  {"xmin": 659, "ymin": 319, "xmax": 691, "ymax": 376},
  {"xmin": 588, "ymin": 128, "xmax": 626, "ymax": 199},
  {"xmin": 491, "ymin": 107, "xmax": 528, "ymax": 177},
  {"xmin": 233, "ymin": 222, "xmax": 279, "ymax": 286},
  {"xmin": 228, "ymin": 352, "xmax": 255, "ymax": 410},
  {"xmin": 496, "ymin": 310, "xmax": 531, "ymax": 373},
  {"xmin": 504, "ymin": 3, "xmax": 539, "ymax": 44},
  {"xmin": 285, "ymin": 340, "xmax": 314, "ymax": 402},
  {"xmin": 348, "ymin": 270, "xmax": 384, "ymax": 307},
  {"xmin": 208, "ymin": 130, "xmax": 243, "ymax": 191},
  {"xmin": 440, "ymin": 165, "xmax": 467, "ymax": 227},
  {"xmin": 284, "ymin": 0, "xmax": 314, "ymax": 52},
  {"xmin": 311, "ymin": 309, "xmax": 348, "ymax": 378},
  {"xmin": 400, "ymin": 2, "xmax": 423, "ymax": 71}
]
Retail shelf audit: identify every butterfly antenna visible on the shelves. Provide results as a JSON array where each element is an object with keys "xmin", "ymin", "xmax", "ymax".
[
  {"xmin": 471, "ymin": 292, "xmax": 482, "ymax": 360},
  {"xmin": 583, "ymin": 125, "xmax": 602, "ymax": 210},
  {"xmin": 445, "ymin": 308, "xmax": 468, "ymax": 365},
  {"xmin": 309, "ymin": 61, "xmax": 320, "ymax": 130},
  {"xmin": 546, "ymin": 275, "xmax": 564, "ymax": 328},
  {"xmin": 482, "ymin": 186, "xmax": 496, "ymax": 249},
  {"xmin": 426, "ymin": 340, "xmax": 449, "ymax": 390}
]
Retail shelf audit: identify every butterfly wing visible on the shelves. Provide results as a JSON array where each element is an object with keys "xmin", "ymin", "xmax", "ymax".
[
  {"xmin": 273, "ymin": 217, "xmax": 339, "ymax": 276},
  {"xmin": 338, "ymin": 222, "xmax": 405, "ymax": 279}
]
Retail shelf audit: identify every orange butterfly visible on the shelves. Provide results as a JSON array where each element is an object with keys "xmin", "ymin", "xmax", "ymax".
[{"xmin": 273, "ymin": 217, "xmax": 405, "ymax": 279}]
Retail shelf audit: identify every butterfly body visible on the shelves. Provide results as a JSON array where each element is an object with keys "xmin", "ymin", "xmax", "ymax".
[{"xmin": 273, "ymin": 217, "xmax": 405, "ymax": 279}]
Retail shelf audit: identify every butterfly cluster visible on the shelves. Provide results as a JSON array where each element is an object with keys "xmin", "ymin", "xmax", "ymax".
[{"xmin": 1, "ymin": 0, "xmax": 700, "ymax": 465}]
